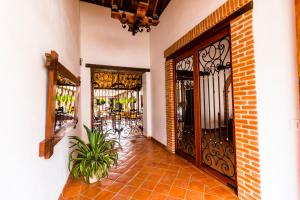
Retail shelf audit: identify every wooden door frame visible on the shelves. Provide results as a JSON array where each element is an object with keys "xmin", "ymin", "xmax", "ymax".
[
  {"xmin": 174, "ymin": 50, "xmax": 197, "ymax": 164},
  {"xmin": 89, "ymin": 65, "xmax": 147, "ymax": 131},
  {"xmin": 172, "ymin": 26, "xmax": 237, "ymax": 189}
]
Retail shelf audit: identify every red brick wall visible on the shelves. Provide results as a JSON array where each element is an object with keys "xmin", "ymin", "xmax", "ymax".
[
  {"xmin": 231, "ymin": 10, "xmax": 261, "ymax": 200},
  {"xmin": 164, "ymin": 1, "xmax": 261, "ymax": 199},
  {"xmin": 165, "ymin": 59, "xmax": 176, "ymax": 153}
]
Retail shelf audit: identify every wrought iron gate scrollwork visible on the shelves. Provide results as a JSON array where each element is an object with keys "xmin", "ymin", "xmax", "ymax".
[
  {"xmin": 199, "ymin": 36, "xmax": 236, "ymax": 180},
  {"xmin": 91, "ymin": 70, "xmax": 143, "ymax": 140},
  {"xmin": 176, "ymin": 56, "xmax": 193, "ymax": 71},
  {"xmin": 176, "ymin": 56, "xmax": 195, "ymax": 157}
]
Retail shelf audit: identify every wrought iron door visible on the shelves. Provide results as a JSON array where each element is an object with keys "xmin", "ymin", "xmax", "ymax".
[
  {"xmin": 198, "ymin": 36, "xmax": 236, "ymax": 180},
  {"xmin": 91, "ymin": 70, "xmax": 143, "ymax": 139},
  {"xmin": 175, "ymin": 56, "xmax": 195, "ymax": 158}
]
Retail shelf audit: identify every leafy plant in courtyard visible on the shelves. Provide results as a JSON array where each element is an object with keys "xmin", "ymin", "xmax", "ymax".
[
  {"xmin": 129, "ymin": 96, "xmax": 136, "ymax": 103},
  {"xmin": 68, "ymin": 125, "xmax": 119, "ymax": 183},
  {"xmin": 97, "ymin": 98, "xmax": 106, "ymax": 105}
]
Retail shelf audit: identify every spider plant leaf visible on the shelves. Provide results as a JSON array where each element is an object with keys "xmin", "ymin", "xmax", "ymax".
[{"xmin": 68, "ymin": 124, "xmax": 120, "ymax": 183}]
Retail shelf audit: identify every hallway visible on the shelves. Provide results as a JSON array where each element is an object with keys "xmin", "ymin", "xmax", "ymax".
[{"xmin": 60, "ymin": 137, "xmax": 238, "ymax": 200}]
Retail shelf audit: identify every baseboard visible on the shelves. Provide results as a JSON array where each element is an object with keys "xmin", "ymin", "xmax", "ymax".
[{"xmin": 149, "ymin": 137, "xmax": 168, "ymax": 148}]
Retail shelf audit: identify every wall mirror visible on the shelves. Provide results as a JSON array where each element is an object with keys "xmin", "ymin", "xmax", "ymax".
[{"xmin": 39, "ymin": 50, "xmax": 80, "ymax": 159}]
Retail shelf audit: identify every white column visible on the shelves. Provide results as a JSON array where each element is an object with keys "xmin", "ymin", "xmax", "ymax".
[
  {"xmin": 80, "ymin": 65, "xmax": 91, "ymax": 142},
  {"xmin": 143, "ymin": 72, "xmax": 152, "ymax": 137}
]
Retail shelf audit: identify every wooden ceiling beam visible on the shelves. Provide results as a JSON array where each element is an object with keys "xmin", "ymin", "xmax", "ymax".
[{"xmin": 80, "ymin": 0, "xmax": 170, "ymax": 17}]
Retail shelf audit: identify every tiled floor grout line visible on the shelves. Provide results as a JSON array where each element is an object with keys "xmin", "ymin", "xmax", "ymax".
[
  {"xmin": 92, "ymin": 149, "xmax": 140, "ymax": 199},
  {"xmin": 61, "ymin": 137, "xmax": 239, "ymax": 200},
  {"xmin": 119, "ymin": 154, "xmax": 144, "ymax": 199},
  {"xmin": 113, "ymin": 150, "xmax": 159, "ymax": 199},
  {"xmin": 183, "ymin": 172, "xmax": 192, "ymax": 200},
  {"xmin": 129, "ymin": 169, "xmax": 151, "ymax": 200},
  {"xmin": 160, "ymin": 169, "xmax": 182, "ymax": 199}
]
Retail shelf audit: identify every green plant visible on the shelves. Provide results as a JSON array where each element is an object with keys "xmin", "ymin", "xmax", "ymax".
[
  {"xmin": 70, "ymin": 95, "xmax": 75, "ymax": 103},
  {"xmin": 56, "ymin": 94, "xmax": 62, "ymax": 102},
  {"xmin": 68, "ymin": 125, "xmax": 119, "ymax": 183},
  {"xmin": 61, "ymin": 95, "xmax": 68, "ymax": 104},
  {"xmin": 129, "ymin": 97, "xmax": 137, "ymax": 103},
  {"xmin": 97, "ymin": 98, "xmax": 106, "ymax": 105},
  {"xmin": 56, "ymin": 94, "xmax": 63, "ymax": 107},
  {"xmin": 100, "ymin": 98, "xmax": 106, "ymax": 105}
]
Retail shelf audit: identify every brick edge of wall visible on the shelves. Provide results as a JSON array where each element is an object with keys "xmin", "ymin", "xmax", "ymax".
[
  {"xmin": 165, "ymin": 59, "xmax": 176, "ymax": 153},
  {"xmin": 231, "ymin": 10, "xmax": 261, "ymax": 200},
  {"xmin": 164, "ymin": 1, "xmax": 261, "ymax": 200},
  {"xmin": 164, "ymin": 0, "xmax": 253, "ymax": 58}
]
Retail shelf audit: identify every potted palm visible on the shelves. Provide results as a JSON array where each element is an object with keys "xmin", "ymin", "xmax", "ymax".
[{"xmin": 68, "ymin": 125, "xmax": 119, "ymax": 183}]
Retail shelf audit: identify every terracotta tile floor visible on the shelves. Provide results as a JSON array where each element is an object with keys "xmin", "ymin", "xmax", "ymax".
[{"xmin": 60, "ymin": 137, "xmax": 239, "ymax": 200}]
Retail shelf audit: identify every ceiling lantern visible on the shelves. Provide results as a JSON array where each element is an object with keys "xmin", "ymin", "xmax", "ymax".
[{"xmin": 111, "ymin": 0, "xmax": 159, "ymax": 36}]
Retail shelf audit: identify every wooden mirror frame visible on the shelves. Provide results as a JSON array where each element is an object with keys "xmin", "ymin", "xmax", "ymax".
[{"xmin": 39, "ymin": 50, "xmax": 80, "ymax": 159}]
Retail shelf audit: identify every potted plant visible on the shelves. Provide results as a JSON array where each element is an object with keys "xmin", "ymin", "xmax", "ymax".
[
  {"xmin": 97, "ymin": 98, "xmax": 106, "ymax": 105},
  {"xmin": 129, "ymin": 97, "xmax": 137, "ymax": 103},
  {"xmin": 68, "ymin": 125, "xmax": 119, "ymax": 183},
  {"xmin": 100, "ymin": 98, "xmax": 106, "ymax": 105},
  {"xmin": 56, "ymin": 94, "xmax": 62, "ymax": 107}
]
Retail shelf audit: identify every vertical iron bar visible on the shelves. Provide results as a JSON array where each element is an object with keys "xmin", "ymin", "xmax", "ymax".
[
  {"xmin": 177, "ymin": 80, "xmax": 179, "ymax": 148},
  {"xmin": 137, "ymin": 90, "xmax": 139, "ymax": 113},
  {"xmin": 223, "ymin": 68, "xmax": 229, "ymax": 141},
  {"xmin": 207, "ymin": 74, "xmax": 212, "ymax": 140},
  {"xmin": 217, "ymin": 71, "xmax": 222, "ymax": 143},
  {"xmin": 181, "ymin": 80, "xmax": 185, "ymax": 135},
  {"xmin": 212, "ymin": 72, "xmax": 216, "ymax": 143},
  {"xmin": 202, "ymin": 75, "xmax": 206, "ymax": 134}
]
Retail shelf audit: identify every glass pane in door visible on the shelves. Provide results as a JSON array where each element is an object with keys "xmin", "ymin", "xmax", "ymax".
[{"xmin": 176, "ymin": 55, "xmax": 195, "ymax": 157}]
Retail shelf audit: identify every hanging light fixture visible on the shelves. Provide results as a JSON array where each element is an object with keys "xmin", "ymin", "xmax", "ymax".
[{"xmin": 111, "ymin": 0, "xmax": 159, "ymax": 36}]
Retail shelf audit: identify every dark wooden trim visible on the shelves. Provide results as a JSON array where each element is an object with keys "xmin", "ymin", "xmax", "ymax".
[
  {"xmin": 39, "ymin": 50, "xmax": 80, "ymax": 159},
  {"xmin": 229, "ymin": 26, "xmax": 238, "ymax": 188},
  {"xmin": 174, "ymin": 49, "xmax": 195, "ymax": 64},
  {"xmin": 166, "ymin": 1, "xmax": 253, "ymax": 60},
  {"xmin": 193, "ymin": 50, "xmax": 201, "ymax": 167},
  {"xmin": 86, "ymin": 64, "xmax": 150, "ymax": 73},
  {"xmin": 200, "ymin": 164, "xmax": 237, "ymax": 193},
  {"xmin": 196, "ymin": 28, "xmax": 237, "ymax": 189},
  {"xmin": 58, "ymin": 63, "xmax": 80, "ymax": 86},
  {"xmin": 80, "ymin": 0, "xmax": 170, "ymax": 18},
  {"xmin": 173, "ymin": 48, "xmax": 195, "ymax": 158},
  {"xmin": 176, "ymin": 150, "xmax": 196, "ymax": 165},
  {"xmin": 195, "ymin": 27, "xmax": 230, "ymax": 52},
  {"xmin": 170, "ymin": 17, "xmax": 237, "ymax": 189},
  {"xmin": 40, "ymin": 51, "xmax": 58, "ymax": 159}
]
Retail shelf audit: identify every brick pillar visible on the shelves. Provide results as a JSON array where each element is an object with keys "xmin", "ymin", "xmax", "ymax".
[
  {"xmin": 231, "ymin": 10, "xmax": 261, "ymax": 200},
  {"xmin": 165, "ymin": 59, "xmax": 176, "ymax": 153}
]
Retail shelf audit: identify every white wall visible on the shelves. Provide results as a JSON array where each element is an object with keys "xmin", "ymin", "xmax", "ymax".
[
  {"xmin": 253, "ymin": 0, "xmax": 299, "ymax": 199},
  {"xmin": 151, "ymin": 1, "xmax": 300, "ymax": 198},
  {"xmin": 143, "ymin": 72, "xmax": 152, "ymax": 137},
  {"xmin": 80, "ymin": 2, "xmax": 150, "ymax": 135},
  {"xmin": 0, "ymin": 1, "xmax": 80, "ymax": 200},
  {"xmin": 150, "ymin": 0, "xmax": 227, "ymax": 144}
]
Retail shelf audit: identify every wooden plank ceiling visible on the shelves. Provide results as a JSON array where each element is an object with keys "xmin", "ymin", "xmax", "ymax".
[{"xmin": 80, "ymin": 0, "xmax": 171, "ymax": 17}]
